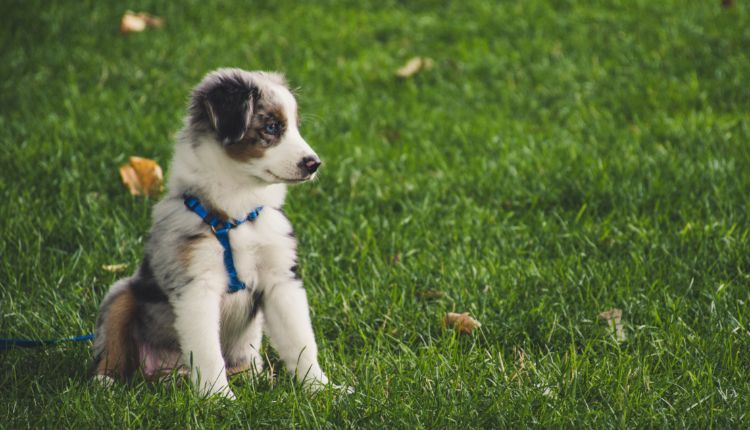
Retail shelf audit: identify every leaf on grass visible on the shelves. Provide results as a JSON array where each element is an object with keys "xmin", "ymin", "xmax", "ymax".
[
  {"xmin": 395, "ymin": 57, "xmax": 434, "ymax": 78},
  {"xmin": 598, "ymin": 308, "xmax": 627, "ymax": 342},
  {"xmin": 120, "ymin": 11, "xmax": 164, "ymax": 34},
  {"xmin": 444, "ymin": 312, "xmax": 481, "ymax": 334},
  {"xmin": 102, "ymin": 263, "xmax": 129, "ymax": 273},
  {"xmin": 722, "ymin": 0, "xmax": 734, "ymax": 8},
  {"xmin": 119, "ymin": 156, "xmax": 164, "ymax": 197}
]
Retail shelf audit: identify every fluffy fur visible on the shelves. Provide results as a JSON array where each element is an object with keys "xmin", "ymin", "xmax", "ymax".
[{"xmin": 93, "ymin": 68, "xmax": 339, "ymax": 398}]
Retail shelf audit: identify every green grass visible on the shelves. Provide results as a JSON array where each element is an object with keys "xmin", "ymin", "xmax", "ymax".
[{"xmin": 2, "ymin": 0, "xmax": 750, "ymax": 427}]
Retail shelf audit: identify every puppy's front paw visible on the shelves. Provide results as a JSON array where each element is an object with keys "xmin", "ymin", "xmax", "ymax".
[
  {"xmin": 207, "ymin": 384, "xmax": 236, "ymax": 400},
  {"xmin": 219, "ymin": 387, "xmax": 237, "ymax": 400},
  {"xmin": 196, "ymin": 377, "xmax": 235, "ymax": 400}
]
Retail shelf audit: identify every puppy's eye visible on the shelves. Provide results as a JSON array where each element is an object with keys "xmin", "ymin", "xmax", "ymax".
[{"xmin": 263, "ymin": 122, "xmax": 281, "ymax": 135}]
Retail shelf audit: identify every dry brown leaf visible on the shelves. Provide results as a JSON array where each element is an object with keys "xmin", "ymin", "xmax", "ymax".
[
  {"xmin": 396, "ymin": 57, "xmax": 435, "ymax": 78},
  {"xmin": 598, "ymin": 308, "xmax": 626, "ymax": 342},
  {"xmin": 444, "ymin": 312, "xmax": 481, "ymax": 334},
  {"xmin": 102, "ymin": 263, "xmax": 129, "ymax": 273},
  {"xmin": 120, "ymin": 11, "xmax": 164, "ymax": 34},
  {"xmin": 416, "ymin": 290, "xmax": 446, "ymax": 299},
  {"xmin": 119, "ymin": 156, "xmax": 164, "ymax": 197},
  {"xmin": 121, "ymin": 12, "xmax": 146, "ymax": 33}
]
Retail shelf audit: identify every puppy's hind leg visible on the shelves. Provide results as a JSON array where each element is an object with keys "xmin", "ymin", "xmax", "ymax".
[{"xmin": 92, "ymin": 280, "xmax": 139, "ymax": 382}]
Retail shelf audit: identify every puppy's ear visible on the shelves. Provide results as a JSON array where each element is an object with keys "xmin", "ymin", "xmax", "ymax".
[{"xmin": 203, "ymin": 78, "xmax": 256, "ymax": 144}]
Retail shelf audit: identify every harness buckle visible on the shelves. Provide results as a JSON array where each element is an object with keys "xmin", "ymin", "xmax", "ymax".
[{"xmin": 211, "ymin": 223, "xmax": 231, "ymax": 235}]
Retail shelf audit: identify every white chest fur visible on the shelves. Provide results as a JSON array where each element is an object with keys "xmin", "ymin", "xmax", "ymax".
[{"xmin": 229, "ymin": 209, "xmax": 296, "ymax": 291}]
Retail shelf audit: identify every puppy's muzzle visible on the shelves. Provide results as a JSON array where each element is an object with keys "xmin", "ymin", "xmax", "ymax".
[{"xmin": 299, "ymin": 156, "xmax": 321, "ymax": 176}]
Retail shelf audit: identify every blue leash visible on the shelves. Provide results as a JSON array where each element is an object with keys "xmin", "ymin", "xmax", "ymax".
[{"xmin": 0, "ymin": 333, "xmax": 94, "ymax": 350}]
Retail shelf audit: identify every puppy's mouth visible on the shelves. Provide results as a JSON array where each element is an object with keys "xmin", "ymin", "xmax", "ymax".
[{"xmin": 266, "ymin": 170, "xmax": 311, "ymax": 184}]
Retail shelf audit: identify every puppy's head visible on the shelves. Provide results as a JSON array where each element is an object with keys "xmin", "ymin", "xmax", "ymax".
[{"xmin": 187, "ymin": 68, "xmax": 320, "ymax": 184}]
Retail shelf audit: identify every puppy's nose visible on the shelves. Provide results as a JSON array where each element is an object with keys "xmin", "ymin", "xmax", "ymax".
[{"xmin": 299, "ymin": 156, "xmax": 321, "ymax": 175}]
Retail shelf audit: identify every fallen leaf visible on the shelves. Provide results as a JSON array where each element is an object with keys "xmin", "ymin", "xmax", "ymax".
[
  {"xmin": 722, "ymin": 0, "xmax": 734, "ymax": 8},
  {"xmin": 598, "ymin": 308, "xmax": 626, "ymax": 342},
  {"xmin": 396, "ymin": 57, "xmax": 435, "ymax": 78},
  {"xmin": 119, "ymin": 156, "xmax": 164, "ymax": 197},
  {"xmin": 120, "ymin": 13, "xmax": 146, "ymax": 33},
  {"xmin": 444, "ymin": 312, "xmax": 481, "ymax": 334},
  {"xmin": 102, "ymin": 263, "xmax": 129, "ymax": 273},
  {"xmin": 120, "ymin": 11, "xmax": 164, "ymax": 34},
  {"xmin": 416, "ymin": 290, "xmax": 446, "ymax": 299}
]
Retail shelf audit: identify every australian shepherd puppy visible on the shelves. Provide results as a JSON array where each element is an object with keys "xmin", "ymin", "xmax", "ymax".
[{"xmin": 93, "ymin": 68, "xmax": 341, "ymax": 398}]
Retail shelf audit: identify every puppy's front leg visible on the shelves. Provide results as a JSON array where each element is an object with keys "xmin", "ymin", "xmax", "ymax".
[
  {"xmin": 262, "ymin": 282, "xmax": 329, "ymax": 389},
  {"xmin": 173, "ymin": 282, "xmax": 233, "ymax": 398}
]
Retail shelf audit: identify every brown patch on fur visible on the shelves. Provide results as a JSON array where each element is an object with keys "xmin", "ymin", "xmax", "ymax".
[
  {"xmin": 210, "ymin": 207, "xmax": 231, "ymax": 222},
  {"xmin": 95, "ymin": 288, "xmax": 138, "ymax": 379},
  {"xmin": 196, "ymin": 199, "xmax": 231, "ymax": 223},
  {"xmin": 185, "ymin": 191, "xmax": 232, "ymax": 225},
  {"xmin": 224, "ymin": 133, "xmax": 268, "ymax": 161},
  {"xmin": 177, "ymin": 233, "xmax": 208, "ymax": 267},
  {"xmin": 223, "ymin": 98, "xmax": 287, "ymax": 162}
]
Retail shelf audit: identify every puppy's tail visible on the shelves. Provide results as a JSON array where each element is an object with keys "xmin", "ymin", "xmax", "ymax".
[{"xmin": 92, "ymin": 283, "xmax": 139, "ymax": 381}]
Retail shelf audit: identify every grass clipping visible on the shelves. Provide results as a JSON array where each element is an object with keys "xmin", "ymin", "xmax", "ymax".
[
  {"xmin": 119, "ymin": 156, "xmax": 164, "ymax": 197},
  {"xmin": 102, "ymin": 263, "xmax": 129, "ymax": 273},
  {"xmin": 598, "ymin": 308, "xmax": 627, "ymax": 342}
]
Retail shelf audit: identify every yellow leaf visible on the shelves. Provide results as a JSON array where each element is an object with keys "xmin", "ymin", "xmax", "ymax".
[
  {"xmin": 444, "ymin": 312, "xmax": 481, "ymax": 334},
  {"xmin": 102, "ymin": 263, "xmax": 129, "ymax": 273},
  {"xmin": 119, "ymin": 156, "xmax": 164, "ymax": 197},
  {"xmin": 395, "ymin": 57, "xmax": 435, "ymax": 78},
  {"xmin": 120, "ymin": 11, "xmax": 164, "ymax": 34}
]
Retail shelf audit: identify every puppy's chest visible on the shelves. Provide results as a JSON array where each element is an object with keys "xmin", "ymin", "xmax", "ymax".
[{"xmin": 229, "ymin": 219, "xmax": 294, "ymax": 284}]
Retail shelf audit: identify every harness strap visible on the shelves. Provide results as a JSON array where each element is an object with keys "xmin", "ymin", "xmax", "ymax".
[{"xmin": 183, "ymin": 194, "xmax": 263, "ymax": 293}]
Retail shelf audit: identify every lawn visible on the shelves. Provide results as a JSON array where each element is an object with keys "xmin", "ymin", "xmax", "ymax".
[{"xmin": 1, "ymin": 0, "xmax": 749, "ymax": 427}]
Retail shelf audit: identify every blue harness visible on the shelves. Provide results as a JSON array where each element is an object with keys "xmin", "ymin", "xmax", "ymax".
[{"xmin": 183, "ymin": 194, "xmax": 263, "ymax": 293}]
